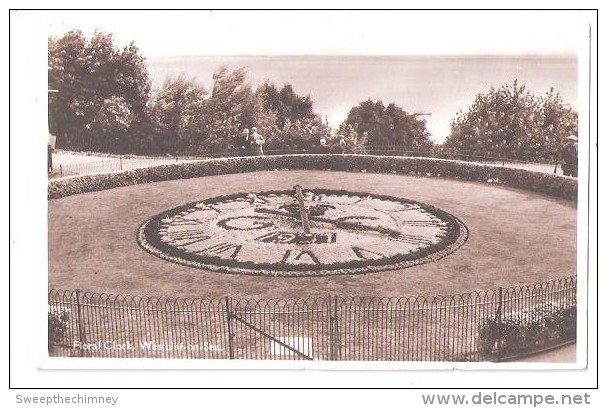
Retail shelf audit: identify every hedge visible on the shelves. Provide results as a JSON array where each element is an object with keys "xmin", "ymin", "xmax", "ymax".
[
  {"xmin": 48, "ymin": 155, "xmax": 577, "ymax": 201},
  {"xmin": 477, "ymin": 301, "xmax": 577, "ymax": 359}
]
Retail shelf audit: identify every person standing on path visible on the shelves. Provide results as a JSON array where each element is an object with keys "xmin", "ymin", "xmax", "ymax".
[
  {"xmin": 250, "ymin": 127, "xmax": 265, "ymax": 156},
  {"xmin": 240, "ymin": 128, "xmax": 251, "ymax": 156},
  {"xmin": 561, "ymin": 135, "xmax": 578, "ymax": 177},
  {"xmin": 339, "ymin": 136, "xmax": 347, "ymax": 154}
]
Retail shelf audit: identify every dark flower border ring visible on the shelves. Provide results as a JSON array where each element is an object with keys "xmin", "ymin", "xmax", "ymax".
[{"xmin": 137, "ymin": 189, "xmax": 469, "ymax": 277}]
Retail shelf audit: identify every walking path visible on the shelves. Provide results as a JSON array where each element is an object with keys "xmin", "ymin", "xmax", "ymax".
[{"xmin": 516, "ymin": 343, "xmax": 576, "ymax": 363}]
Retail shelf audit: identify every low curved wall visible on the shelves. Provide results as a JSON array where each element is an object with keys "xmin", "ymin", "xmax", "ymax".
[{"xmin": 48, "ymin": 154, "xmax": 578, "ymax": 201}]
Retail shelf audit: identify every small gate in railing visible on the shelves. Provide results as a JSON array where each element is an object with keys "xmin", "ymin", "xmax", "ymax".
[{"xmin": 224, "ymin": 297, "xmax": 339, "ymax": 361}]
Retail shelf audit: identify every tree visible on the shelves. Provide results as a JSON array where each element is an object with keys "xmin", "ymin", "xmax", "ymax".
[
  {"xmin": 256, "ymin": 82, "xmax": 315, "ymax": 128},
  {"xmin": 197, "ymin": 69, "xmax": 331, "ymax": 155},
  {"xmin": 199, "ymin": 66, "xmax": 270, "ymax": 154},
  {"xmin": 48, "ymin": 30, "xmax": 152, "ymax": 153},
  {"xmin": 254, "ymin": 81, "xmax": 331, "ymax": 152},
  {"xmin": 86, "ymin": 96, "xmax": 134, "ymax": 136},
  {"xmin": 340, "ymin": 99, "xmax": 434, "ymax": 153},
  {"xmin": 264, "ymin": 115, "xmax": 332, "ymax": 153},
  {"xmin": 535, "ymin": 88, "xmax": 579, "ymax": 161},
  {"xmin": 48, "ymin": 30, "xmax": 88, "ymax": 149},
  {"xmin": 443, "ymin": 80, "xmax": 577, "ymax": 161},
  {"xmin": 334, "ymin": 122, "xmax": 368, "ymax": 154},
  {"xmin": 148, "ymin": 75, "xmax": 207, "ymax": 153}
]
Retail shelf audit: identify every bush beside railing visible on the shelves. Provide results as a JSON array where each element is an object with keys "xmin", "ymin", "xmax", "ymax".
[
  {"xmin": 48, "ymin": 155, "xmax": 577, "ymax": 201},
  {"xmin": 48, "ymin": 308, "xmax": 70, "ymax": 353},
  {"xmin": 477, "ymin": 301, "xmax": 577, "ymax": 359}
]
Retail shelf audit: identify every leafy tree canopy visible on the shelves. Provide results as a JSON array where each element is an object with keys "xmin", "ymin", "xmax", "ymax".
[
  {"xmin": 48, "ymin": 30, "xmax": 152, "ymax": 153},
  {"xmin": 256, "ymin": 81, "xmax": 315, "ymax": 128},
  {"xmin": 341, "ymin": 99, "xmax": 435, "ymax": 153},
  {"xmin": 443, "ymin": 80, "xmax": 577, "ymax": 161},
  {"xmin": 133, "ymin": 66, "xmax": 331, "ymax": 156},
  {"xmin": 200, "ymin": 66, "xmax": 273, "ymax": 154},
  {"xmin": 148, "ymin": 75, "xmax": 207, "ymax": 153}
]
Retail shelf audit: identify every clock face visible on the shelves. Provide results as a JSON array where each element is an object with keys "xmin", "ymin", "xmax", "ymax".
[{"xmin": 138, "ymin": 187, "xmax": 468, "ymax": 276}]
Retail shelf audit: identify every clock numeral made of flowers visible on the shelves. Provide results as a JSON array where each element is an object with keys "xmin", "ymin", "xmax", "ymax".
[{"xmin": 138, "ymin": 186, "xmax": 468, "ymax": 276}]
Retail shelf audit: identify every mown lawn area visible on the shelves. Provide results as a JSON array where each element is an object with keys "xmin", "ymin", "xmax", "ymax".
[{"xmin": 48, "ymin": 170, "xmax": 577, "ymax": 300}]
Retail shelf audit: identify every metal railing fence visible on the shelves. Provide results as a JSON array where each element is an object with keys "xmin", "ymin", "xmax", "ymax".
[
  {"xmin": 48, "ymin": 276, "xmax": 576, "ymax": 361},
  {"xmin": 49, "ymin": 147, "xmax": 563, "ymax": 178},
  {"xmin": 50, "ymin": 155, "xmax": 204, "ymax": 178}
]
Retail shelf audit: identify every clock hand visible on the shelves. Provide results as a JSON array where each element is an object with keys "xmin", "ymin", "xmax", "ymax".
[
  {"xmin": 293, "ymin": 185, "xmax": 312, "ymax": 236},
  {"xmin": 254, "ymin": 207, "xmax": 302, "ymax": 220},
  {"xmin": 253, "ymin": 208, "xmax": 401, "ymax": 237},
  {"xmin": 311, "ymin": 215, "xmax": 401, "ymax": 237}
]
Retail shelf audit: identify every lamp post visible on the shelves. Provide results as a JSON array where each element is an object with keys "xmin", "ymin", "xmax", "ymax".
[
  {"xmin": 409, "ymin": 112, "xmax": 432, "ymax": 151},
  {"xmin": 48, "ymin": 66, "xmax": 58, "ymax": 172}
]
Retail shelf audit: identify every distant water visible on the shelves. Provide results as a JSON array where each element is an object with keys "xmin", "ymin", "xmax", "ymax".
[{"xmin": 147, "ymin": 55, "xmax": 577, "ymax": 143}]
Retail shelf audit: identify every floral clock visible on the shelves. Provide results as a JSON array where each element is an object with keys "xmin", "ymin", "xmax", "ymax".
[{"xmin": 137, "ymin": 186, "xmax": 468, "ymax": 276}]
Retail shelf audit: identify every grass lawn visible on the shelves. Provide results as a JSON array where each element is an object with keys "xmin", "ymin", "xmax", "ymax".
[{"xmin": 48, "ymin": 170, "xmax": 577, "ymax": 300}]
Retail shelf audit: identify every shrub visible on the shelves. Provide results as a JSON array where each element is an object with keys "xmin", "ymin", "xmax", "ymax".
[
  {"xmin": 477, "ymin": 300, "xmax": 577, "ymax": 359},
  {"xmin": 48, "ymin": 155, "xmax": 578, "ymax": 201},
  {"xmin": 48, "ymin": 308, "xmax": 70, "ymax": 351}
]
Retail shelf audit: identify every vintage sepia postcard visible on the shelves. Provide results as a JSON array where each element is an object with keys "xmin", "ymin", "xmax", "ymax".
[{"xmin": 9, "ymin": 9, "xmax": 597, "ymax": 390}]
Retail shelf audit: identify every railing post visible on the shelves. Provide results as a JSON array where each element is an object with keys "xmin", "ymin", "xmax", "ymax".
[
  {"xmin": 329, "ymin": 296, "xmax": 340, "ymax": 361},
  {"xmin": 59, "ymin": 164, "xmax": 63, "ymax": 177},
  {"xmin": 495, "ymin": 287, "xmax": 503, "ymax": 361},
  {"xmin": 119, "ymin": 157, "xmax": 123, "ymax": 171},
  {"xmin": 328, "ymin": 296, "xmax": 333, "ymax": 360},
  {"xmin": 74, "ymin": 289, "xmax": 86, "ymax": 357},
  {"xmin": 335, "ymin": 296, "xmax": 341, "ymax": 360},
  {"xmin": 224, "ymin": 296, "xmax": 235, "ymax": 360}
]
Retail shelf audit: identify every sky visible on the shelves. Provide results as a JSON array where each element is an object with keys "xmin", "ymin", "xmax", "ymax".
[{"xmin": 38, "ymin": 10, "xmax": 586, "ymax": 58}]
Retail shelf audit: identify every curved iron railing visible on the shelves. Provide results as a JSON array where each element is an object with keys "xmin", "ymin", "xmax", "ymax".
[
  {"xmin": 48, "ymin": 276, "xmax": 577, "ymax": 361},
  {"xmin": 49, "ymin": 147, "xmax": 564, "ymax": 179}
]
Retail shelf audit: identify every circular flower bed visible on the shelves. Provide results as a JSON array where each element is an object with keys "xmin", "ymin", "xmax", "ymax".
[{"xmin": 137, "ymin": 188, "xmax": 469, "ymax": 277}]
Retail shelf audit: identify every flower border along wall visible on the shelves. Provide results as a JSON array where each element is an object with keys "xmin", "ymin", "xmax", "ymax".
[{"xmin": 48, "ymin": 155, "xmax": 578, "ymax": 201}]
